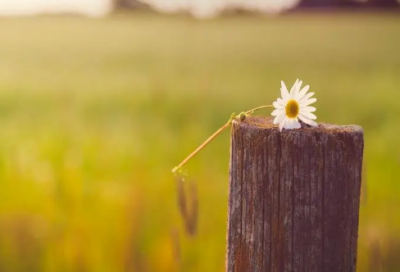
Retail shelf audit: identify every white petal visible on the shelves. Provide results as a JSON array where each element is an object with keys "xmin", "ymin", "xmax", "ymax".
[
  {"xmin": 271, "ymin": 108, "xmax": 284, "ymax": 116},
  {"xmin": 299, "ymin": 92, "xmax": 314, "ymax": 104},
  {"xmin": 273, "ymin": 101, "xmax": 284, "ymax": 110},
  {"xmin": 296, "ymin": 85, "xmax": 309, "ymax": 100},
  {"xmin": 289, "ymin": 79, "xmax": 299, "ymax": 98},
  {"xmin": 293, "ymin": 80, "xmax": 303, "ymax": 99},
  {"xmin": 277, "ymin": 98, "xmax": 286, "ymax": 107},
  {"xmin": 300, "ymin": 111, "xmax": 317, "ymax": 120},
  {"xmin": 281, "ymin": 81, "xmax": 289, "ymax": 100},
  {"xmin": 279, "ymin": 117, "xmax": 286, "ymax": 131},
  {"xmin": 284, "ymin": 118, "xmax": 301, "ymax": 129},
  {"xmin": 299, "ymin": 114, "xmax": 318, "ymax": 127},
  {"xmin": 300, "ymin": 106, "xmax": 316, "ymax": 112},
  {"xmin": 292, "ymin": 119, "xmax": 301, "ymax": 129},
  {"xmin": 284, "ymin": 118, "xmax": 293, "ymax": 129},
  {"xmin": 273, "ymin": 113, "xmax": 285, "ymax": 125},
  {"xmin": 300, "ymin": 98, "xmax": 317, "ymax": 107}
]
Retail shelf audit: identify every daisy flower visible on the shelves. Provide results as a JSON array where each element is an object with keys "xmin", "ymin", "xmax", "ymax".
[{"xmin": 271, "ymin": 79, "xmax": 317, "ymax": 132}]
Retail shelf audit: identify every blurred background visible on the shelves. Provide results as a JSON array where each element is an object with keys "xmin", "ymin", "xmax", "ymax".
[{"xmin": 0, "ymin": 0, "xmax": 399, "ymax": 271}]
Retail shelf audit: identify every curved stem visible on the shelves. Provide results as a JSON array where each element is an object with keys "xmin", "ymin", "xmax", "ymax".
[
  {"xmin": 172, "ymin": 121, "xmax": 231, "ymax": 173},
  {"xmin": 172, "ymin": 104, "xmax": 273, "ymax": 174},
  {"xmin": 245, "ymin": 104, "xmax": 273, "ymax": 115}
]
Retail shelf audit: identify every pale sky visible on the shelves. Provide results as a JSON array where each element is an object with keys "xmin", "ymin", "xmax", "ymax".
[{"xmin": 0, "ymin": 0, "xmax": 300, "ymax": 18}]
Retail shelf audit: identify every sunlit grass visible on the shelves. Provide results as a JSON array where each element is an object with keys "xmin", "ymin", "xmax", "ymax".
[{"xmin": 0, "ymin": 11, "xmax": 399, "ymax": 271}]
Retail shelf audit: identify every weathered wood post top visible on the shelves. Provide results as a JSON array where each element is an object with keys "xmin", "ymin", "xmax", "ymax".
[{"xmin": 226, "ymin": 116, "xmax": 364, "ymax": 272}]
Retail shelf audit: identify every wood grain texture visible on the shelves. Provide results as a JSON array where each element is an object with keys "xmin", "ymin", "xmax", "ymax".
[{"xmin": 226, "ymin": 116, "xmax": 364, "ymax": 272}]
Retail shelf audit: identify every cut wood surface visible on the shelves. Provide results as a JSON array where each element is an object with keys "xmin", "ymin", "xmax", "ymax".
[{"xmin": 226, "ymin": 116, "xmax": 364, "ymax": 272}]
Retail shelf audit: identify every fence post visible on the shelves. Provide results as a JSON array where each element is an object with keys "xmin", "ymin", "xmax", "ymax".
[{"xmin": 226, "ymin": 116, "xmax": 364, "ymax": 272}]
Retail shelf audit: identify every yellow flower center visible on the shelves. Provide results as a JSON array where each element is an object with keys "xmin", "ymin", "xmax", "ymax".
[{"xmin": 285, "ymin": 99, "xmax": 299, "ymax": 118}]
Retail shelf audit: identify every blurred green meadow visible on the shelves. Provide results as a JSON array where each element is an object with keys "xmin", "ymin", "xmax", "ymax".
[{"xmin": 0, "ymin": 11, "xmax": 399, "ymax": 271}]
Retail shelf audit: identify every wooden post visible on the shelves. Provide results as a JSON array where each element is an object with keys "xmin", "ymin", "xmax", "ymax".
[{"xmin": 226, "ymin": 116, "xmax": 364, "ymax": 272}]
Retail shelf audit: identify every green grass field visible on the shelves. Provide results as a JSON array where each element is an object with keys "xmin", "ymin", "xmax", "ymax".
[{"xmin": 0, "ymin": 12, "xmax": 399, "ymax": 271}]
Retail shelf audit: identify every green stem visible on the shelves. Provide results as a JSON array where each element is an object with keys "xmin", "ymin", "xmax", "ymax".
[{"xmin": 172, "ymin": 104, "xmax": 273, "ymax": 174}]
